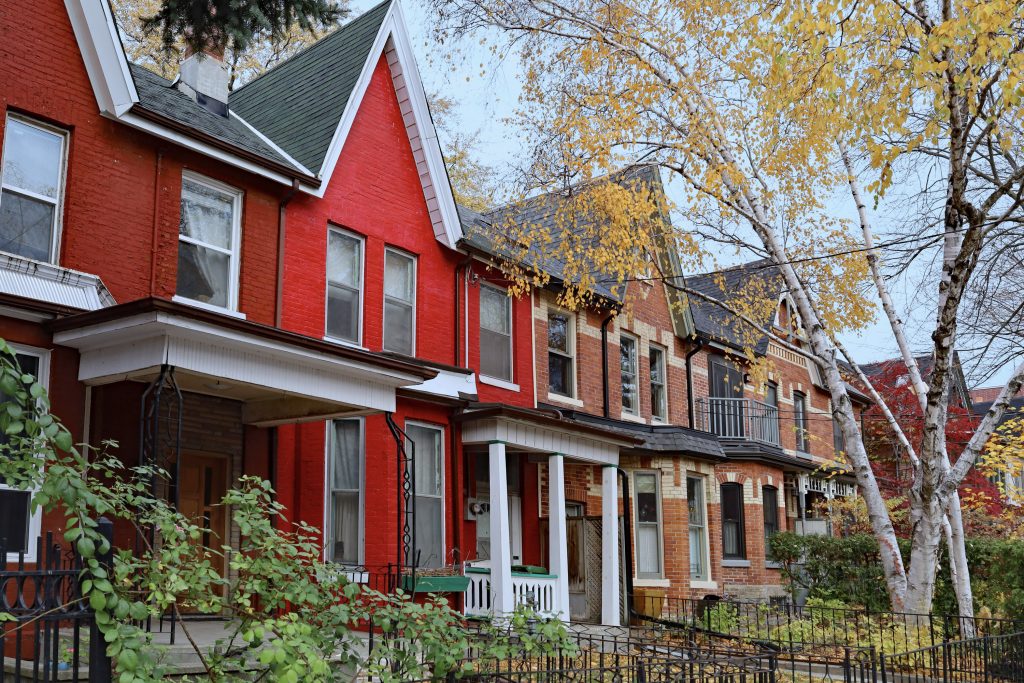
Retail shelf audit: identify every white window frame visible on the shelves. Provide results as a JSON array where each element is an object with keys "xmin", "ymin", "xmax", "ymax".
[
  {"xmin": 620, "ymin": 332, "xmax": 640, "ymax": 416},
  {"xmin": 406, "ymin": 420, "xmax": 445, "ymax": 569},
  {"xmin": 323, "ymin": 418, "xmax": 365, "ymax": 566},
  {"xmin": 687, "ymin": 474, "xmax": 712, "ymax": 583},
  {"xmin": 547, "ymin": 308, "xmax": 577, "ymax": 398},
  {"xmin": 324, "ymin": 225, "xmax": 365, "ymax": 346},
  {"xmin": 1, "ymin": 343, "xmax": 49, "ymax": 562},
  {"xmin": 794, "ymin": 391, "xmax": 809, "ymax": 454},
  {"xmin": 174, "ymin": 171, "xmax": 244, "ymax": 314},
  {"xmin": 479, "ymin": 282, "xmax": 513, "ymax": 382},
  {"xmin": 0, "ymin": 114, "xmax": 69, "ymax": 264},
  {"xmin": 633, "ymin": 470, "xmax": 664, "ymax": 579},
  {"xmin": 649, "ymin": 343, "xmax": 668, "ymax": 422},
  {"xmin": 382, "ymin": 246, "xmax": 417, "ymax": 356}
]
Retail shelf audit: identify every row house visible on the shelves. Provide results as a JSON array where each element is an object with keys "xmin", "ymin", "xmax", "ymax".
[{"xmin": 0, "ymin": 0, "xmax": 859, "ymax": 639}]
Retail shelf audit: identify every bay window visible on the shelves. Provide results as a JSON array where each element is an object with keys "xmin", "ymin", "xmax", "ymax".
[
  {"xmin": 547, "ymin": 311, "xmax": 575, "ymax": 397},
  {"xmin": 328, "ymin": 419, "xmax": 363, "ymax": 565},
  {"xmin": 649, "ymin": 345, "xmax": 667, "ymax": 421},
  {"xmin": 687, "ymin": 476, "xmax": 709, "ymax": 581},
  {"xmin": 383, "ymin": 248, "xmax": 415, "ymax": 355},
  {"xmin": 620, "ymin": 333, "xmax": 639, "ymax": 415},
  {"xmin": 763, "ymin": 485, "xmax": 779, "ymax": 560},
  {"xmin": 326, "ymin": 227, "xmax": 363, "ymax": 343},
  {"xmin": 634, "ymin": 471, "xmax": 663, "ymax": 578},
  {"xmin": 0, "ymin": 115, "xmax": 67, "ymax": 263},
  {"xmin": 721, "ymin": 482, "xmax": 746, "ymax": 560},
  {"xmin": 177, "ymin": 173, "xmax": 242, "ymax": 311},
  {"xmin": 480, "ymin": 284, "xmax": 512, "ymax": 381},
  {"xmin": 408, "ymin": 423, "xmax": 444, "ymax": 568}
]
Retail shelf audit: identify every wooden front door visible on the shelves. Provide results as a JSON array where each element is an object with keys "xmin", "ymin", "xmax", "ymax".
[{"xmin": 178, "ymin": 453, "xmax": 229, "ymax": 582}]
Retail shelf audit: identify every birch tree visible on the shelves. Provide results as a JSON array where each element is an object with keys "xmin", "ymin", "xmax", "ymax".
[{"xmin": 428, "ymin": 0, "xmax": 1024, "ymax": 614}]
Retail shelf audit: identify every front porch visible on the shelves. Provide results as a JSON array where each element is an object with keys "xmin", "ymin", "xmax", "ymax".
[{"xmin": 455, "ymin": 405, "xmax": 639, "ymax": 626}]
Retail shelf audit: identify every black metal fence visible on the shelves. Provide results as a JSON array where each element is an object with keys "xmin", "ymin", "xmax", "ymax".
[
  {"xmin": 879, "ymin": 630, "xmax": 1024, "ymax": 682},
  {"xmin": 1, "ymin": 524, "xmax": 112, "ymax": 683}
]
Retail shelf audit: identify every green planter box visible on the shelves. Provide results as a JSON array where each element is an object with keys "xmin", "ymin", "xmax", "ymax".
[{"xmin": 400, "ymin": 574, "xmax": 471, "ymax": 593}]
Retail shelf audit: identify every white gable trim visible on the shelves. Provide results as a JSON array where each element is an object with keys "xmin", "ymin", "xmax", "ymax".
[
  {"xmin": 64, "ymin": 0, "xmax": 138, "ymax": 116},
  {"xmin": 304, "ymin": 0, "xmax": 464, "ymax": 250},
  {"xmin": 230, "ymin": 110, "xmax": 316, "ymax": 177}
]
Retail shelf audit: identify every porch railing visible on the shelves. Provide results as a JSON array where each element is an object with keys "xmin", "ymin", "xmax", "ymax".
[
  {"xmin": 695, "ymin": 397, "xmax": 780, "ymax": 446},
  {"xmin": 464, "ymin": 567, "xmax": 559, "ymax": 618}
]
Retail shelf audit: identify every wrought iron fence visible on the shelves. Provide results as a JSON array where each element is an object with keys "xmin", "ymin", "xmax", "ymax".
[
  {"xmin": 1, "ymin": 524, "xmax": 112, "ymax": 683},
  {"xmin": 879, "ymin": 630, "xmax": 1024, "ymax": 682}
]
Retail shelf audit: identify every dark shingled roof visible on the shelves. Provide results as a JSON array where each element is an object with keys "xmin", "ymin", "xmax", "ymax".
[
  {"xmin": 229, "ymin": 0, "xmax": 391, "ymax": 175},
  {"xmin": 129, "ymin": 64, "xmax": 300, "ymax": 171},
  {"xmin": 543, "ymin": 407, "xmax": 725, "ymax": 460},
  {"xmin": 461, "ymin": 166, "xmax": 669, "ymax": 304},
  {"xmin": 685, "ymin": 260, "xmax": 783, "ymax": 354},
  {"xmin": 973, "ymin": 396, "xmax": 1024, "ymax": 426}
]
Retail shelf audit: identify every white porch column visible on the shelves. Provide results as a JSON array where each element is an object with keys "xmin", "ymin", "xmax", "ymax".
[
  {"xmin": 601, "ymin": 465, "xmax": 621, "ymax": 626},
  {"xmin": 548, "ymin": 454, "xmax": 571, "ymax": 622},
  {"xmin": 488, "ymin": 442, "xmax": 515, "ymax": 617}
]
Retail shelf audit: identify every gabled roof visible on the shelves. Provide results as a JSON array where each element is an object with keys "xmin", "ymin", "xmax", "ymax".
[
  {"xmin": 230, "ymin": 1, "xmax": 390, "ymax": 175},
  {"xmin": 129, "ymin": 64, "xmax": 303, "ymax": 172},
  {"xmin": 461, "ymin": 166, "xmax": 695, "ymax": 337},
  {"xmin": 685, "ymin": 260, "xmax": 783, "ymax": 354}
]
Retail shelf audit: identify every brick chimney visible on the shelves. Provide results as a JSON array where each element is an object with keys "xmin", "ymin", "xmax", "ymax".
[{"xmin": 178, "ymin": 46, "xmax": 229, "ymax": 116}]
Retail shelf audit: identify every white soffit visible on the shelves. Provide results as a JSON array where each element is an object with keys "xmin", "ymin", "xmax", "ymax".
[
  {"xmin": 0, "ymin": 254, "xmax": 115, "ymax": 311},
  {"xmin": 52, "ymin": 310, "xmax": 426, "ymax": 416}
]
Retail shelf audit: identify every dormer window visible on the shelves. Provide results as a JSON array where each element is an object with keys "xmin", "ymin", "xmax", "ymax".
[
  {"xmin": 176, "ymin": 173, "xmax": 242, "ymax": 312},
  {"xmin": 0, "ymin": 115, "xmax": 68, "ymax": 263}
]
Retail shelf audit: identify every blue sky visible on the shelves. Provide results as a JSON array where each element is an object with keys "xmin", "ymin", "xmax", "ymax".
[{"xmin": 353, "ymin": 0, "xmax": 1012, "ymax": 391}]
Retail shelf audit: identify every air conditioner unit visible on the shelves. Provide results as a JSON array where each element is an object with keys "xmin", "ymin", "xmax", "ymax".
[{"xmin": 465, "ymin": 498, "xmax": 490, "ymax": 521}]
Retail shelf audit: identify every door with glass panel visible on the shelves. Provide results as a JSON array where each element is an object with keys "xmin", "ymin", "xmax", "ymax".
[
  {"xmin": 709, "ymin": 359, "xmax": 745, "ymax": 438},
  {"xmin": 328, "ymin": 419, "xmax": 363, "ymax": 566},
  {"xmin": 408, "ymin": 423, "xmax": 444, "ymax": 568}
]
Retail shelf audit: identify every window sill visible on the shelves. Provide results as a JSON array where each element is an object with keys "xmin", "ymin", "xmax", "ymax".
[
  {"xmin": 172, "ymin": 295, "xmax": 246, "ymax": 319},
  {"xmin": 323, "ymin": 335, "xmax": 368, "ymax": 351},
  {"xmin": 619, "ymin": 411, "xmax": 647, "ymax": 424},
  {"xmin": 721, "ymin": 559, "xmax": 751, "ymax": 568},
  {"xmin": 480, "ymin": 375, "xmax": 520, "ymax": 392},
  {"xmin": 632, "ymin": 578, "xmax": 671, "ymax": 588},
  {"xmin": 689, "ymin": 579, "xmax": 719, "ymax": 591},
  {"xmin": 547, "ymin": 393, "xmax": 584, "ymax": 408},
  {"xmin": 765, "ymin": 560, "xmax": 783, "ymax": 570}
]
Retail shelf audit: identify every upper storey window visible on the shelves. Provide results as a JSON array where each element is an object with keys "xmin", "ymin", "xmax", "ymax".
[
  {"xmin": 177, "ymin": 173, "xmax": 242, "ymax": 311},
  {"xmin": 620, "ymin": 333, "xmax": 640, "ymax": 415},
  {"xmin": 326, "ymin": 227, "xmax": 363, "ymax": 344},
  {"xmin": 480, "ymin": 284, "xmax": 513, "ymax": 381},
  {"xmin": 547, "ymin": 310, "xmax": 576, "ymax": 397},
  {"xmin": 383, "ymin": 248, "xmax": 416, "ymax": 355},
  {"xmin": 0, "ymin": 116, "xmax": 68, "ymax": 263}
]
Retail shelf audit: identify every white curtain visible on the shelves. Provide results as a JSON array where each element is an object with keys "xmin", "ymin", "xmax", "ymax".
[{"xmin": 330, "ymin": 421, "xmax": 361, "ymax": 565}]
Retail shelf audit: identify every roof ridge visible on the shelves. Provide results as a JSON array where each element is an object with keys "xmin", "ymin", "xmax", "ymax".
[{"xmin": 231, "ymin": 0, "xmax": 392, "ymax": 96}]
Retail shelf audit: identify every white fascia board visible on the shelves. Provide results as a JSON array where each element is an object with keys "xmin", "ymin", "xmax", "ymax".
[
  {"xmin": 405, "ymin": 368, "xmax": 477, "ymax": 400},
  {"xmin": 0, "ymin": 253, "xmax": 116, "ymax": 311},
  {"xmin": 64, "ymin": 0, "xmax": 138, "ymax": 116},
  {"xmin": 117, "ymin": 112, "xmax": 303, "ymax": 188},
  {"xmin": 460, "ymin": 416, "xmax": 623, "ymax": 466},
  {"xmin": 230, "ymin": 110, "xmax": 316, "ymax": 177},
  {"xmin": 310, "ymin": 0, "xmax": 464, "ymax": 249}
]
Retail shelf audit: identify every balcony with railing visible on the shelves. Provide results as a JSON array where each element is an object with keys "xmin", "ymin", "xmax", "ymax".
[{"xmin": 694, "ymin": 397, "xmax": 780, "ymax": 447}]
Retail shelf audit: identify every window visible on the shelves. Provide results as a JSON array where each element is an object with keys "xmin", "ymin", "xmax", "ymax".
[
  {"xmin": 0, "ymin": 116, "xmax": 68, "ymax": 263},
  {"xmin": 547, "ymin": 311, "xmax": 575, "ymax": 397},
  {"xmin": 326, "ymin": 227, "xmax": 363, "ymax": 343},
  {"xmin": 620, "ymin": 334, "xmax": 639, "ymax": 415},
  {"xmin": 649, "ymin": 345, "xmax": 667, "ymax": 421},
  {"xmin": 721, "ymin": 483, "xmax": 746, "ymax": 559},
  {"xmin": 687, "ymin": 476, "xmax": 709, "ymax": 581},
  {"xmin": 832, "ymin": 415, "xmax": 846, "ymax": 456},
  {"xmin": 408, "ymin": 423, "xmax": 444, "ymax": 568},
  {"xmin": 480, "ymin": 284, "xmax": 512, "ymax": 381},
  {"xmin": 383, "ymin": 248, "xmax": 416, "ymax": 355},
  {"xmin": 176, "ymin": 174, "xmax": 242, "ymax": 310},
  {"xmin": 763, "ymin": 485, "xmax": 779, "ymax": 557},
  {"xmin": 794, "ymin": 391, "xmax": 809, "ymax": 453},
  {"xmin": 634, "ymin": 472, "xmax": 663, "ymax": 578},
  {"xmin": 327, "ymin": 419, "xmax": 363, "ymax": 565},
  {"xmin": 0, "ymin": 348, "xmax": 47, "ymax": 559}
]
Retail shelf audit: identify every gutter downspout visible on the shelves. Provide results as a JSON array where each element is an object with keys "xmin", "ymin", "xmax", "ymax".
[
  {"xmin": 685, "ymin": 337, "xmax": 706, "ymax": 428},
  {"xmin": 455, "ymin": 256, "xmax": 472, "ymax": 367},
  {"xmin": 601, "ymin": 312, "xmax": 616, "ymax": 418},
  {"xmin": 274, "ymin": 179, "xmax": 301, "ymax": 328}
]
